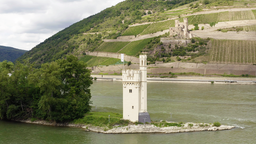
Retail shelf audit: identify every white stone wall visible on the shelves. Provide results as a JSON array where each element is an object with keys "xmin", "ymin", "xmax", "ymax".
[{"xmin": 123, "ymin": 82, "xmax": 140, "ymax": 122}]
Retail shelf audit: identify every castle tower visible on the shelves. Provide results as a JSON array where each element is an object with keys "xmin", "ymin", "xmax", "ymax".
[
  {"xmin": 183, "ymin": 18, "xmax": 188, "ymax": 38},
  {"xmin": 122, "ymin": 55, "xmax": 151, "ymax": 123},
  {"xmin": 139, "ymin": 55, "xmax": 147, "ymax": 112}
]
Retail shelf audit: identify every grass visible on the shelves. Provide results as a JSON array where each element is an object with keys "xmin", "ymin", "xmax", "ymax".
[
  {"xmin": 213, "ymin": 122, "xmax": 221, "ymax": 127},
  {"xmin": 80, "ymin": 55, "xmax": 122, "ymax": 67},
  {"xmin": 188, "ymin": 13, "xmax": 219, "ymax": 25},
  {"xmin": 73, "ymin": 112, "xmax": 129, "ymax": 129},
  {"xmin": 122, "ymin": 24, "xmax": 150, "ymax": 36},
  {"xmin": 210, "ymin": 39, "xmax": 256, "ymax": 64},
  {"xmin": 152, "ymin": 121, "xmax": 183, "ymax": 128},
  {"xmin": 119, "ymin": 38, "xmax": 153, "ymax": 56},
  {"xmin": 243, "ymin": 25, "xmax": 256, "ymax": 31},
  {"xmin": 253, "ymin": 10, "xmax": 256, "ymax": 17},
  {"xmin": 95, "ymin": 42, "xmax": 129, "ymax": 52},
  {"xmin": 141, "ymin": 20, "xmax": 174, "ymax": 35},
  {"xmin": 187, "ymin": 10, "xmax": 256, "ymax": 25}
]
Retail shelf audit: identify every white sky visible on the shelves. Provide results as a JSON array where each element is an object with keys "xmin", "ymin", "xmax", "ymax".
[{"xmin": 0, "ymin": 0, "xmax": 125, "ymax": 51}]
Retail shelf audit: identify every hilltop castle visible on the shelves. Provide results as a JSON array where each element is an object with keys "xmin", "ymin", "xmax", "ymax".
[
  {"xmin": 169, "ymin": 18, "xmax": 193, "ymax": 39},
  {"xmin": 122, "ymin": 55, "xmax": 151, "ymax": 123}
]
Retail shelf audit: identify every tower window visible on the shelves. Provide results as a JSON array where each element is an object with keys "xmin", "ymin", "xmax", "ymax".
[
  {"xmin": 129, "ymin": 89, "xmax": 132, "ymax": 93},
  {"xmin": 132, "ymin": 106, "xmax": 134, "ymax": 109}
]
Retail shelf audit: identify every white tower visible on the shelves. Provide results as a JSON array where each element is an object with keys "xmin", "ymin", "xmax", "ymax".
[
  {"xmin": 139, "ymin": 55, "xmax": 147, "ymax": 112},
  {"xmin": 122, "ymin": 55, "xmax": 151, "ymax": 123}
]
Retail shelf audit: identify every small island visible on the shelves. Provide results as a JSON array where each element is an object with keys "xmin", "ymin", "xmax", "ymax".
[{"xmin": 18, "ymin": 112, "xmax": 235, "ymax": 134}]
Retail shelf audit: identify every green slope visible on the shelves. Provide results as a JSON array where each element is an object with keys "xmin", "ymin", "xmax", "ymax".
[
  {"xmin": 122, "ymin": 24, "xmax": 150, "ymax": 36},
  {"xmin": 0, "ymin": 46, "xmax": 27, "ymax": 62},
  {"xmin": 95, "ymin": 42, "xmax": 129, "ymax": 52},
  {"xmin": 119, "ymin": 38, "xmax": 153, "ymax": 56},
  {"xmin": 80, "ymin": 55, "xmax": 122, "ymax": 67},
  {"xmin": 16, "ymin": 0, "xmax": 256, "ymax": 66},
  {"xmin": 17, "ymin": 0, "xmax": 198, "ymax": 66},
  {"xmin": 141, "ymin": 20, "xmax": 175, "ymax": 35}
]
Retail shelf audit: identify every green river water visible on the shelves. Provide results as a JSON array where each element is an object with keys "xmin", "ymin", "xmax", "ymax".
[{"xmin": 0, "ymin": 81, "xmax": 255, "ymax": 144}]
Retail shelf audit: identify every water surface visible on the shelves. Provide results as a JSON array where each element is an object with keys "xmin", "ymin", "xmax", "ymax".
[{"xmin": 1, "ymin": 81, "xmax": 255, "ymax": 143}]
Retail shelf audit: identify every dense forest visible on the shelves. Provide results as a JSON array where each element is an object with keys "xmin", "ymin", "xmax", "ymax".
[
  {"xmin": 0, "ymin": 55, "xmax": 92, "ymax": 122},
  {"xmin": 17, "ymin": 0, "xmax": 198, "ymax": 66},
  {"xmin": 0, "ymin": 46, "xmax": 27, "ymax": 62}
]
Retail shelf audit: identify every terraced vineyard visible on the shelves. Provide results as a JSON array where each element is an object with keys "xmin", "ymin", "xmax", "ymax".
[
  {"xmin": 140, "ymin": 20, "xmax": 174, "ymax": 35},
  {"xmin": 95, "ymin": 42, "xmax": 129, "ymax": 52},
  {"xmin": 210, "ymin": 39, "xmax": 256, "ymax": 64},
  {"xmin": 188, "ymin": 10, "xmax": 256, "ymax": 24},
  {"xmin": 118, "ymin": 38, "xmax": 153, "ymax": 56},
  {"xmin": 243, "ymin": 25, "xmax": 256, "ymax": 31},
  {"xmin": 122, "ymin": 24, "xmax": 150, "ymax": 36},
  {"xmin": 80, "ymin": 55, "xmax": 121, "ymax": 67},
  {"xmin": 252, "ymin": 10, "xmax": 256, "ymax": 17}
]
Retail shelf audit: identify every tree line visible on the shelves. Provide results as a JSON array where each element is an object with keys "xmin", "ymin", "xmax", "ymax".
[{"xmin": 0, "ymin": 55, "xmax": 92, "ymax": 122}]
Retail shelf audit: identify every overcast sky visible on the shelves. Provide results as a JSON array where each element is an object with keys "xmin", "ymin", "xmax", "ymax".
[{"xmin": 0, "ymin": 0, "xmax": 125, "ymax": 51}]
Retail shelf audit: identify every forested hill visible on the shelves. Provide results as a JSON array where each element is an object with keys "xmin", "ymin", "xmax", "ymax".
[
  {"xmin": 17, "ymin": 0, "xmax": 197, "ymax": 66},
  {"xmin": 0, "ymin": 46, "xmax": 27, "ymax": 62}
]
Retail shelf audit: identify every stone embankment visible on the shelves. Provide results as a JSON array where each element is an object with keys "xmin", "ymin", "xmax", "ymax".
[{"xmin": 17, "ymin": 120, "xmax": 234, "ymax": 134}]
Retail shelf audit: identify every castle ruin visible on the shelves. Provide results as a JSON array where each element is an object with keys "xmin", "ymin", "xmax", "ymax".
[{"xmin": 169, "ymin": 18, "xmax": 193, "ymax": 39}]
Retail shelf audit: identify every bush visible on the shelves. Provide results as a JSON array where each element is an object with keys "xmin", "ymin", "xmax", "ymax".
[
  {"xmin": 213, "ymin": 122, "xmax": 221, "ymax": 127},
  {"xmin": 194, "ymin": 24, "xmax": 199, "ymax": 30},
  {"xmin": 94, "ymin": 77, "xmax": 97, "ymax": 80},
  {"xmin": 127, "ymin": 61, "xmax": 132, "ymax": 66},
  {"xmin": 201, "ymin": 26, "xmax": 204, "ymax": 30}
]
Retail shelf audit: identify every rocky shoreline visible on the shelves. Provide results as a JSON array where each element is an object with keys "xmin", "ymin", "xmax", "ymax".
[{"xmin": 17, "ymin": 120, "xmax": 235, "ymax": 134}]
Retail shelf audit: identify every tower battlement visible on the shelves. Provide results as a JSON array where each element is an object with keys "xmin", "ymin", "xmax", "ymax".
[{"xmin": 122, "ymin": 70, "xmax": 141, "ymax": 82}]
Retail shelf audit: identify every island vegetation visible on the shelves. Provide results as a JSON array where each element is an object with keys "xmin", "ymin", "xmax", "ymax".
[{"xmin": 0, "ymin": 55, "xmax": 92, "ymax": 122}]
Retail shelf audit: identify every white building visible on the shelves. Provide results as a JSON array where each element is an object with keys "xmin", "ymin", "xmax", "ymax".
[{"xmin": 122, "ymin": 55, "xmax": 151, "ymax": 123}]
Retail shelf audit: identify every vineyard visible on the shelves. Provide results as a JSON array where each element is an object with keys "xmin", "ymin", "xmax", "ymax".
[
  {"xmin": 188, "ymin": 10, "xmax": 256, "ymax": 24},
  {"xmin": 210, "ymin": 39, "xmax": 256, "ymax": 64},
  {"xmin": 118, "ymin": 38, "xmax": 153, "ymax": 56},
  {"xmin": 122, "ymin": 24, "xmax": 150, "ymax": 36},
  {"xmin": 95, "ymin": 42, "xmax": 129, "ymax": 52},
  {"xmin": 243, "ymin": 25, "xmax": 256, "ymax": 31},
  {"xmin": 80, "ymin": 55, "xmax": 121, "ymax": 67},
  {"xmin": 140, "ymin": 20, "xmax": 174, "ymax": 35}
]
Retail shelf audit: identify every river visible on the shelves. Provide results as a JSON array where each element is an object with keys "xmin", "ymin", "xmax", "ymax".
[{"xmin": 0, "ymin": 81, "xmax": 255, "ymax": 143}]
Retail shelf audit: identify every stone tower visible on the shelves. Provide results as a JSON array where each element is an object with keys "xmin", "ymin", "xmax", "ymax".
[
  {"xmin": 169, "ymin": 18, "xmax": 193, "ymax": 39},
  {"xmin": 122, "ymin": 55, "xmax": 151, "ymax": 123}
]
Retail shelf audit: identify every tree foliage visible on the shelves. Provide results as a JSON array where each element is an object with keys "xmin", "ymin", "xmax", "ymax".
[{"xmin": 0, "ymin": 55, "xmax": 92, "ymax": 122}]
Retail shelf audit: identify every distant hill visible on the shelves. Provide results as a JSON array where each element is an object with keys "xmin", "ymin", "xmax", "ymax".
[
  {"xmin": 0, "ymin": 46, "xmax": 27, "ymax": 62},
  {"xmin": 17, "ymin": 0, "xmax": 256, "ymax": 67}
]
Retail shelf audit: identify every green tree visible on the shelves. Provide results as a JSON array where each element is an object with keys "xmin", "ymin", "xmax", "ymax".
[
  {"xmin": 31, "ymin": 55, "xmax": 93, "ymax": 122},
  {"xmin": 0, "ymin": 61, "xmax": 13, "ymax": 119},
  {"xmin": 56, "ymin": 55, "xmax": 93, "ymax": 122}
]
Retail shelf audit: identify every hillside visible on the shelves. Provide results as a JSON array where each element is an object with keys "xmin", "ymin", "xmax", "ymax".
[
  {"xmin": 17, "ymin": 0, "xmax": 198, "ymax": 66},
  {"xmin": 0, "ymin": 46, "xmax": 27, "ymax": 62},
  {"xmin": 17, "ymin": 0, "xmax": 256, "ymax": 68}
]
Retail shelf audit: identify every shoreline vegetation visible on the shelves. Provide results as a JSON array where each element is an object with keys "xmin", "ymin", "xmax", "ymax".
[{"xmin": 15, "ymin": 112, "xmax": 235, "ymax": 134}]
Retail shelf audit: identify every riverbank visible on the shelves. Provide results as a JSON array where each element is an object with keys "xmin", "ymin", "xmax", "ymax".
[
  {"xmin": 17, "ymin": 120, "xmax": 235, "ymax": 134},
  {"xmin": 92, "ymin": 75, "xmax": 256, "ymax": 84}
]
